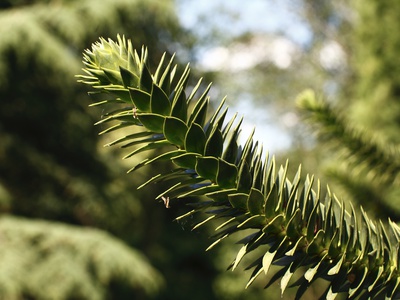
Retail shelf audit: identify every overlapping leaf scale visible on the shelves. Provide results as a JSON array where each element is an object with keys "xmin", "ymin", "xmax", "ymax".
[{"xmin": 78, "ymin": 36, "xmax": 400, "ymax": 299}]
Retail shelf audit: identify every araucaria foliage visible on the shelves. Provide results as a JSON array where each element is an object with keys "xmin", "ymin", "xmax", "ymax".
[{"xmin": 78, "ymin": 36, "xmax": 400, "ymax": 299}]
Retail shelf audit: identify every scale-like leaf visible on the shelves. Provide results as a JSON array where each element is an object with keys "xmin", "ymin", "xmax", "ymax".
[
  {"xmin": 217, "ymin": 159, "xmax": 238, "ymax": 188},
  {"xmin": 232, "ymin": 245, "xmax": 247, "ymax": 271},
  {"xmin": 247, "ymin": 188, "xmax": 265, "ymax": 215},
  {"xmin": 286, "ymin": 208, "xmax": 303, "ymax": 239},
  {"xmin": 185, "ymin": 123, "xmax": 206, "ymax": 154},
  {"xmin": 196, "ymin": 156, "xmax": 219, "ymax": 182},
  {"xmin": 228, "ymin": 193, "xmax": 248, "ymax": 211},
  {"xmin": 189, "ymin": 94, "xmax": 209, "ymax": 127},
  {"xmin": 151, "ymin": 83, "xmax": 171, "ymax": 115},
  {"xmin": 237, "ymin": 215, "xmax": 265, "ymax": 229},
  {"xmin": 205, "ymin": 126, "xmax": 223, "ymax": 157},
  {"xmin": 265, "ymin": 183, "xmax": 279, "ymax": 219},
  {"xmin": 172, "ymin": 153, "xmax": 198, "ymax": 169},
  {"xmin": 262, "ymin": 214, "xmax": 284, "ymax": 235},
  {"xmin": 129, "ymin": 88, "xmax": 151, "ymax": 111},
  {"xmin": 304, "ymin": 254, "xmax": 328, "ymax": 282},
  {"xmin": 137, "ymin": 113, "xmax": 165, "ymax": 133},
  {"xmin": 171, "ymin": 87, "xmax": 188, "ymax": 122},
  {"xmin": 120, "ymin": 66, "xmax": 139, "ymax": 88},
  {"xmin": 163, "ymin": 116, "xmax": 187, "ymax": 146},
  {"xmin": 139, "ymin": 63, "xmax": 152, "ymax": 93},
  {"xmin": 262, "ymin": 252, "xmax": 278, "ymax": 277}
]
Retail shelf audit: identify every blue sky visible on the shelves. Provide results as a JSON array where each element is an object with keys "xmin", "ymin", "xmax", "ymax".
[
  {"xmin": 177, "ymin": 0, "xmax": 311, "ymax": 45},
  {"xmin": 176, "ymin": 0, "xmax": 312, "ymax": 152}
]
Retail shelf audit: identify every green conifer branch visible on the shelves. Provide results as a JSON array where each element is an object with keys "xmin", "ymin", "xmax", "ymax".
[
  {"xmin": 77, "ymin": 36, "xmax": 400, "ymax": 299},
  {"xmin": 297, "ymin": 89, "xmax": 400, "ymax": 187}
]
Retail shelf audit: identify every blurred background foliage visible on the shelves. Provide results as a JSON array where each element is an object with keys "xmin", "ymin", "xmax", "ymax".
[{"xmin": 0, "ymin": 0, "xmax": 399, "ymax": 299}]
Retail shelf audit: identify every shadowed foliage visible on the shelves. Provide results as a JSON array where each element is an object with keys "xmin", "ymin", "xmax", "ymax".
[
  {"xmin": 0, "ymin": 215, "xmax": 163, "ymax": 299},
  {"xmin": 0, "ymin": 1, "xmax": 215, "ymax": 299}
]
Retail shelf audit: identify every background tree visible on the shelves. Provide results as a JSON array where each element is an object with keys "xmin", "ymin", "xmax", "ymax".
[
  {"xmin": 0, "ymin": 1, "xmax": 220, "ymax": 299},
  {"xmin": 0, "ymin": 216, "xmax": 162, "ymax": 299},
  {"xmin": 296, "ymin": 0, "xmax": 400, "ymax": 225}
]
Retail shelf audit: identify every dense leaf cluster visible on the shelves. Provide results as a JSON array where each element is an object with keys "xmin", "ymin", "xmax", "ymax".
[{"xmin": 78, "ymin": 36, "xmax": 400, "ymax": 299}]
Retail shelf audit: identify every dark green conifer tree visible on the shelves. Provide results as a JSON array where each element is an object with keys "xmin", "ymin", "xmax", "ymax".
[{"xmin": 0, "ymin": 1, "xmax": 219, "ymax": 299}]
